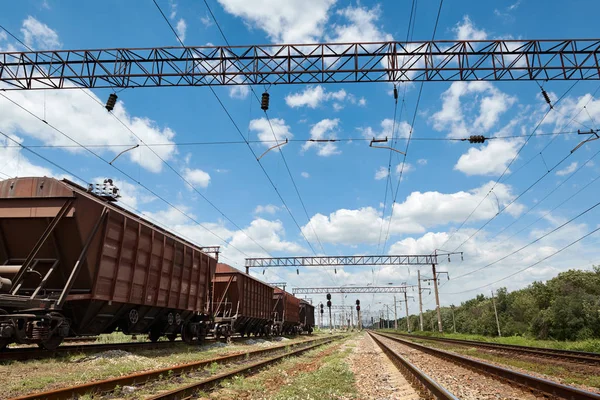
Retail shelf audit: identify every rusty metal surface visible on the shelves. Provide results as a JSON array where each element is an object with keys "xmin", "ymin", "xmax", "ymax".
[
  {"xmin": 11, "ymin": 336, "xmax": 336, "ymax": 400},
  {"xmin": 368, "ymin": 332, "xmax": 458, "ymax": 400},
  {"xmin": 214, "ymin": 263, "xmax": 273, "ymax": 321},
  {"xmin": 273, "ymin": 289, "xmax": 300, "ymax": 325},
  {"xmin": 299, "ymin": 300, "xmax": 315, "ymax": 328},
  {"xmin": 390, "ymin": 332, "xmax": 600, "ymax": 366},
  {"xmin": 375, "ymin": 332, "xmax": 600, "ymax": 400},
  {"xmin": 0, "ymin": 177, "xmax": 218, "ymax": 337}
]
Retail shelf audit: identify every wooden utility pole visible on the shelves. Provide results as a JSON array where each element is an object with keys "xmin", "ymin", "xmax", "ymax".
[
  {"xmin": 418, "ymin": 270, "xmax": 424, "ymax": 331},
  {"xmin": 432, "ymin": 262, "xmax": 443, "ymax": 333},
  {"xmin": 393, "ymin": 295, "xmax": 398, "ymax": 330},
  {"xmin": 491, "ymin": 290, "xmax": 502, "ymax": 337}
]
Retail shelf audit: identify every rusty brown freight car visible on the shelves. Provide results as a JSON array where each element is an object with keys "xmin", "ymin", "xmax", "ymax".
[
  {"xmin": 0, "ymin": 177, "xmax": 217, "ymax": 350},
  {"xmin": 212, "ymin": 263, "xmax": 274, "ymax": 338},
  {"xmin": 272, "ymin": 288, "xmax": 301, "ymax": 335},
  {"xmin": 299, "ymin": 300, "xmax": 315, "ymax": 334}
]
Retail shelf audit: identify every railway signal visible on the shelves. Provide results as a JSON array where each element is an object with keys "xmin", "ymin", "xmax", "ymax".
[{"xmin": 326, "ymin": 293, "xmax": 332, "ymax": 333}]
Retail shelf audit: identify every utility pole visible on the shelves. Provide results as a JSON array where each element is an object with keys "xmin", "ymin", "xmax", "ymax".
[
  {"xmin": 327, "ymin": 293, "xmax": 332, "ymax": 334},
  {"xmin": 451, "ymin": 305, "xmax": 456, "ymax": 333},
  {"xmin": 491, "ymin": 290, "xmax": 502, "ymax": 337},
  {"xmin": 404, "ymin": 291, "xmax": 411, "ymax": 333},
  {"xmin": 393, "ymin": 295, "xmax": 398, "ymax": 330},
  {"xmin": 432, "ymin": 262, "xmax": 443, "ymax": 333},
  {"xmin": 418, "ymin": 270, "xmax": 424, "ymax": 331},
  {"xmin": 356, "ymin": 300, "xmax": 361, "ymax": 330}
]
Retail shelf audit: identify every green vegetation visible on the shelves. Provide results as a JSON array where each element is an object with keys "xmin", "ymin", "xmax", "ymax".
[{"xmin": 391, "ymin": 268, "xmax": 600, "ymax": 344}]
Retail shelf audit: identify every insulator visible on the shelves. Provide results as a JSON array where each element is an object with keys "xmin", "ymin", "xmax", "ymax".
[
  {"xmin": 296, "ymin": 268, "xmax": 299, "ymax": 275},
  {"xmin": 334, "ymin": 268, "xmax": 337, "ymax": 274},
  {"xmin": 468, "ymin": 135, "xmax": 486, "ymax": 144},
  {"xmin": 261, "ymin": 92, "xmax": 270, "ymax": 111},
  {"xmin": 393, "ymin": 86, "xmax": 398, "ymax": 100},
  {"xmin": 262, "ymin": 269, "xmax": 265, "ymax": 275},
  {"xmin": 105, "ymin": 93, "xmax": 118, "ymax": 112},
  {"xmin": 541, "ymin": 88, "xmax": 552, "ymax": 107}
]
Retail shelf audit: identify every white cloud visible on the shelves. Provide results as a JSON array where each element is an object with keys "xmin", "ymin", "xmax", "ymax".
[
  {"xmin": 21, "ymin": 16, "xmax": 61, "ymax": 49},
  {"xmin": 285, "ymin": 86, "xmax": 347, "ymax": 109},
  {"xmin": 183, "ymin": 168, "xmax": 211, "ymax": 188},
  {"xmin": 556, "ymin": 161, "xmax": 578, "ymax": 176},
  {"xmin": 360, "ymin": 119, "xmax": 411, "ymax": 140},
  {"xmin": 374, "ymin": 166, "xmax": 389, "ymax": 180},
  {"xmin": 453, "ymin": 16, "xmax": 487, "ymax": 41},
  {"xmin": 326, "ymin": 5, "xmax": 393, "ymax": 43},
  {"xmin": 169, "ymin": 0, "xmax": 177, "ymax": 19},
  {"xmin": 395, "ymin": 162, "xmax": 414, "ymax": 174},
  {"xmin": 229, "ymin": 85, "xmax": 250, "ymax": 99},
  {"xmin": 0, "ymin": 31, "xmax": 7, "ymax": 42},
  {"xmin": 301, "ymin": 171, "xmax": 310, "ymax": 178},
  {"xmin": 302, "ymin": 181, "xmax": 524, "ymax": 245},
  {"xmin": 454, "ymin": 139, "xmax": 522, "ymax": 176},
  {"xmin": 0, "ymin": 88, "xmax": 177, "ymax": 173},
  {"xmin": 542, "ymin": 93, "xmax": 600, "ymax": 134},
  {"xmin": 254, "ymin": 204, "xmax": 280, "ymax": 214},
  {"xmin": 216, "ymin": 0, "xmax": 336, "ymax": 43},
  {"xmin": 431, "ymin": 81, "xmax": 516, "ymax": 139},
  {"xmin": 249, "ymin": 118, "xmax": 293, "ymax": 146},
  {"xmin": 0, "ymin": 134, "xmax": 55, "ymax": 178},
  {"xmin": 302, "ymin": 118, "xmax": 341, "ymax": 156},
  {"xmin": 358, "ymin": 98, "xmax": 367, "ymax": 107},
  {"xmin": 175, "ymin": 18, "xmax": 187, "ymax": 42},
  {"xmin": 417, "ymin": 159, "xmax": 427, "ymax": 166}
]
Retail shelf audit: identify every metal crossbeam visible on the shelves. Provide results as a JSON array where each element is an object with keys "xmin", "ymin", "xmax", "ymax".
[
  {"xmin": 292, "ymin": 286, "xmax": 414, "ymax": 294},
  {"xmin": 1, "ymin": 39, "xmax": 599, "ymax": 90},
  {"xmin": 246, "ymin": 254, "xmax": 442, "ymax": 268}
]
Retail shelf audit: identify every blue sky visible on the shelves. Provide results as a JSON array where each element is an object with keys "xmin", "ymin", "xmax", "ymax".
[{"xmin": 2, "ymin": 0, "xmax": 600, "ymax": 322}]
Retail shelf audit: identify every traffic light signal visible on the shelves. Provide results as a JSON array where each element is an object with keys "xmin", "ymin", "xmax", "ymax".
[
  {"xmin": 355, "ymin": 299, "xmax": 360, "ymax": 306},
  {"xmin": 356, "ymin": 305, "xmax": 360, "ymax": 311},
  {"xmin": 326, "ymin": 293, "xmax": 331, "ymax": 300},
  {"xmin": 327, "ymin": 300, "xmax": 331, "ymax": 308}
]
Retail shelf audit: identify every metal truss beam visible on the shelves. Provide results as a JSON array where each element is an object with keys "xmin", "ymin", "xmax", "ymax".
[
  {"xmin": 246, "ymin": 254, "xmax": 444, "ymax": 269},
  {"xmin": 292, "ymin": 286, "xmax": 414, "ymax": 294},
  {"xmin": 1, "ymin": 39, "xmax": 599, "ymax": 90}
]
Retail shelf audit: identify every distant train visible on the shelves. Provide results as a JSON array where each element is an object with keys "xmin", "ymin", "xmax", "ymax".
[{"xmin": 0, "ymin": 177, "xmax": 314, "ymax": 350}]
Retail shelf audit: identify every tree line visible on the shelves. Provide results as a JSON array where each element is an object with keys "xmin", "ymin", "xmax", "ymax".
[{"xmin": 391, "ymin": 267, "xmax": 600, "ymax": 341}]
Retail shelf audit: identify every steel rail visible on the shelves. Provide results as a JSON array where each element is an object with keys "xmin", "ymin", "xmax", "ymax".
[
  {"xmin": 374, "ymin": 332, "xmax": 600, "ymax": 400},
  {"xmin": 145, "ymin": 337, "xmax": 338, "ymax": 400},
  {"xmin": 10, "ymin": 336, "xmax": 337, "ymax": 400},
  {"xmin": 1, "ymin": 335, "xmax": 257, "ymax": 362},
  {"xmin": 367, "ymin": 332, "xmax": 458, "ymax": 400},
  {"xmin": 389, "ymin": 332, "xmax": 600, "ymax": 365}
]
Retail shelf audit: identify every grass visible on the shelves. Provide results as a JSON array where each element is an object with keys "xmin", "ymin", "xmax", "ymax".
[
  {"xmin": 213, "ymin": 338, "xmax": 357, "ymax": 399},
  {"xmin": 381, "ymin": 329, "xmax": 600, "ymax": 353},
  {"xmin": 1, "ymin": 336, "xmax": 313, "ymax": 398}
]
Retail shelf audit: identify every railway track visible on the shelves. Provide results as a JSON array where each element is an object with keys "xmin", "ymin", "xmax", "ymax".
[
  {"xmin": 0, "ymin": 335, "xmax": 288, "ymax": 362},
  {"xmin": 371, "ymin": 331, "xmax": 600, "ymax": 399},
  {"xmin": 389, "ymin": 331, "xmax": 600, "ymax": 366},
  {"xmin": 10, "ymin": 335, "xmax": 339, "ymax": 400}
]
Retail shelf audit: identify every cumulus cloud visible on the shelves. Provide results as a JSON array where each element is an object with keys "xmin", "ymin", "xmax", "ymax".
[
  {"xmin": 301, "ymin": 171, "xmax": 310, "ymax": 178},
  {"xmin": 249, "ymin": 118, "xmax": 293, "ymax": 145},
  {"xmin": 454, "ymin": 139, "xmax": 522, "ymax": 176},
  {"xmin": 326, "ymin": 5, "xmax": 393, "ymax": 43},
  {"xmin": 21, "ymin": 16, "xmax": 61, "ymax": 49},
  {"xmin": 417, "ymin": 159, "xmax": 428, "ymax": 165},
  {"xmin": 229, "ymin": 85, "xmax": 250, "ymax": 99},
  {"xmin": 431, "ymin": 81, "xmax": 517, "ymax": 139},
  {"xmin": 0, "ymin": 134, "xmax": 55, "ymax": 178},
  {"xmin": 285, "ymin": 86, "xmax": 347, "ymax": 109},
  {"xmin": 216, "ymin": 0, "xmax": 336, "ymax": 43},
  {"xmin": 453, "ymin": 16, "xmax": 487, "ymax": 41},
  {"xmin": 183, "ymin": 168, "xmax": 211, "ymax": 188},
  {"xmin": 360, "ymin": 119, "xmax": 411, "ymax": 140},
  {"xmin": 302, "ymin": 118, "xmax": 341, "ymax": 156},
  {"xmin": 175, "ymin": 18, "xmax": 187, "ymax": 42},
  {"xmin": 374, "ymin": 166, "xmax": 388, "ymax": 180},
  {"xmin": 301, "ymin": 181, "xmax": 524, "ymax": 245},
  {"xmin": 556, "ymin": 161, "xmax": 578, "ymax": 176}
]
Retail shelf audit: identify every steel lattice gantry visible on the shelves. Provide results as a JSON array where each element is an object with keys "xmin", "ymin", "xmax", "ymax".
[
  {"xmin": 1, "ymin": 39, "xmax": 600, "ymax": 90},
  {"xmin": 292, "ymin": 286, "xmax": 415, "ymax": 294}
]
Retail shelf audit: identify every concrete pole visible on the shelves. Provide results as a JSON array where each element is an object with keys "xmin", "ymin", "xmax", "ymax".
[
  {"xmin": 418, "ymin": 270, "xmax": 424, "ymax": 331},
  {"xmin": 358, "ymin": 309, "xmax": 362, "ymax": 330},
  {"xmin": 328, "ymin": 306, "xmax": 332, "ymax": 334},
  {"xmin": 451, "ymin": 305, "xmax": 456, "ymax": 333},
  {"xmin": 404, "ymin": 291, "xmax": 411, "ymax": 333},
  {"xmin": 491, "ymin": 290, "xmax": 502, "ymax": 337},
  {"xmin": 432, "ymin": 263, "xmax": 443, "ymax": 333},
  {"xmin": 393, "ymin": 295, "xmax": 398, "ymax": 330},
  {"xmin": 350, "ymin": 308, "xmax": 354, "ymax": 329},
  {"xmin": 386, "ymin": 305, "xmax": 390, "ymax": 329}
]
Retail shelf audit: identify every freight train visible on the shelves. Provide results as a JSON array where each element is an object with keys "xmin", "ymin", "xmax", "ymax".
[{"xmin": 0, "ymin": 177, "xmax": 314, "ymax": 350}]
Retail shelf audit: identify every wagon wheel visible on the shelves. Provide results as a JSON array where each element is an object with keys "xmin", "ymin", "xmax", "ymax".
[
  {"xmin": 166, "ymin": 333, "xmax": 177, "ymax": 342},
  {"xmin": 0, "ymin": 309, "xmax": 9, "ymax": 351},
  {"xmin": 37, "ymin": 312, "xmax": 65, "ymax": 350},
  {"xmin": 148, "ymin": 327, "xmax": 162, "ymax": 343},
  {"xmin": 181, "ymin": 323, "xmax": 194, "ymax": 344}
]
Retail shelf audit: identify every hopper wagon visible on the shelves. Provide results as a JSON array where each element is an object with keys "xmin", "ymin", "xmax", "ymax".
[
  {"xmin": 0, "ymin": 177, "xmax": 217, "ymax": 350},
  {"xmin": 272, "ymin": 288, "xmax": 301, "ymax": 335},
  {"xmin": 212, "ymin": 263, "xmax": 274, "ymax": 338},
  {"xmin": 299, "ymin": 300, "xmax": 315, "ymax": 334}
]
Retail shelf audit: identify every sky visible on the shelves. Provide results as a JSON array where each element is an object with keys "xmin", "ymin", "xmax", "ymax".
[{"xmin": 1, "ymin": 0, "xmax": 600, "ymax": 325}]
